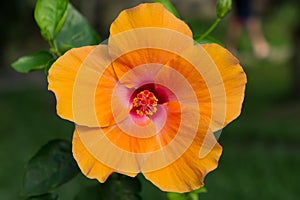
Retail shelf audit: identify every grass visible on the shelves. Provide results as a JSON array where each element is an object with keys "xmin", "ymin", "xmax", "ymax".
[{"xmin": 0, "ymin": 1, "xmax": 299, "ymax": 199}]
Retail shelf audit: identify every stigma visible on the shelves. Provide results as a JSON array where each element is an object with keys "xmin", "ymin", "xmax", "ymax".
[{"xmin": 133, "ymin": 90, "xmax": 158, "ymax": 117}]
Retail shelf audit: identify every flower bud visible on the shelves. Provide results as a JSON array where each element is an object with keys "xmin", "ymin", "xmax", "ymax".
[{"xmin": 216, "ymin": 0, "xmax": 232, "ymax": 18}]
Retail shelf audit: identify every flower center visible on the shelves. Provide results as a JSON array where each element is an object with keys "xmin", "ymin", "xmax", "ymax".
[{"xmin": 133, "ymin": 90, "xmax": 158, "ymax": 117}]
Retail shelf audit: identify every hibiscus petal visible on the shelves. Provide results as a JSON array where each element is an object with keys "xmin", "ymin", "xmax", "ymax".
[
  {"xmin": 109, "ymin": 29, "xmax": 193, "ymax": 81},
  {"xmin": 72, "ymin": 129, "xmax": 136, "ymax": 182},
  {"xmin": 48, "ymin": 46, "xmax": 95, "ymax": 123},
  {"xmin": 48, "ymin": 45, "xmax": 122, "ymax": 127},
  {"xmin": 166, "ymin": 44, "xmax": 236, "ymax": 132},
  {"xmin": 202, "ymin": 44, "xmax": 247, "ymax": 126},
  {"xmin": 111, "ymin": 53, "xmax": 167, "ymax": 88},
  {"xmin": 106, "ymin": 102, "xmax": 179, "ymax": 152},
  {"xmin": 75, "ymin": 124, "xmax": 142, "ymax": 173},
  {"xmin": 143, "ymin": 126, "xmax": 222, "ymax": 193},
  {"xmin": 110, "ymin": 3, "xmax": 192, "ymax": 37},
  {"xmin": 108, "ymin": 3, "xmax": 195, "ymax": 80},
  {"xmin": 72, "ymin": 45, "xmax": 119, "ymax": 127},
  {"xmin": 164, "ymin": 51, "xmax": 213, "ymax": 128},
  {"xmin": 74, "ymin": 100, "xmax": 201, "ymax": 174}
]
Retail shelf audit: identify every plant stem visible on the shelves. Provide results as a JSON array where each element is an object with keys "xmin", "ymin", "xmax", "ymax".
[
  {"xmin": 48, "ymin": 39, "xmax": 61, "ymax": 57},
  {"xmin": 195, "ymin": 17, "xmax": 222, "ymax": 42}
]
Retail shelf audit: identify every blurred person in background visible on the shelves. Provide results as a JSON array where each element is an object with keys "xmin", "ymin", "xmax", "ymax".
[{"xmin": 226, "ymin": 0, "xmax": 270, "ymax": 58}]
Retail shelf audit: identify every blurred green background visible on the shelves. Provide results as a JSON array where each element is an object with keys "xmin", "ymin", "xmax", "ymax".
[{"xmin": 0, "ymin": 0, "xmax": 299, "ymax": 199}]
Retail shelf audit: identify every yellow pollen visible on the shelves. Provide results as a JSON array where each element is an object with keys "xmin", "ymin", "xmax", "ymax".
[{"xmin": 133, "ymin": 90, "xmax": 158, "ymax": 117}]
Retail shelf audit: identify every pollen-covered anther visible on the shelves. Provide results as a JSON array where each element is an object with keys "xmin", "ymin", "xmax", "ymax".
[{"xmin": 133, "ymin": 90, "xmax": 158, "ymax": 117}]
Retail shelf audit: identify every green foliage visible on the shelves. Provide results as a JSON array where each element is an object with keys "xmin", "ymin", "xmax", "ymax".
[
  {"xmin": 34, "ymin": 0, "xmax": 69, "ymax": 41},
  {"xmin": 11, "ymin": 51, "xmax": 55, "ymax": 73},
  {"xmin": 166, "ymin": 187, "xmax": 207, "ymax": 200},
  {"xmin": 153, "ymin": 0, "xmax": 180, "ymax": 18},
  {"xmin": 195, "ymin": 0, "xmax": 232, "ymax": 43},
  {"xmin": 166, "ymin": 192, "xmax": 187, "ymax": 200},
  {"xmin": 193, "ymin": 17, "xmax": 222, "ymax": 42},
  {"xmin": 191, "ymin": 187, "xmax": 207, "ymax": 194},
  {"xmin": 55, "ymin": 4, "xmax": 100, "ymax": 54},
  {"xmin": 216, "ymin": 0, "xmax": 232, "ymax": 19},
  {"xmin": 12, "ymin": 0, "xmax": 100, "ymax": 73},
  {"xmin": 75, "ymin": 174, "xmax": 142, "ymax": 200},
  {"xmin": 195, "ymin": 36, "xmax": 223, "ymax": 46},
  {"xmin": 22, "ymin": 139, "xmax": 79, "ymax": 196},
  {"xmin": 74, "ymin": 185, "xmax": 102, "ymax": 200},
  {"xmin": 26, "ymin": 193, "xmax": 58, "ymax": 200},
  {"xmin": 34, "ymin": 0, "xmax": 100, "ymax": 56}
]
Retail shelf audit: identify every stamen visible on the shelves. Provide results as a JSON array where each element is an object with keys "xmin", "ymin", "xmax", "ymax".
[{"xmin": 133, "ymin": 90, "xmax": 158, "ymax": 117}]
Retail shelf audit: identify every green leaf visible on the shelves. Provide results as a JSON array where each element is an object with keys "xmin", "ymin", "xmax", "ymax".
[
  {"xmin": 22, "ymin": 139, "xmax": 79, "ymax": 196},
  {"xmin": 55, "ymin": 3, "xmax": 100, "ymax": 54},
  {"xmin": 153, "ymin": 0, "xmax": 180, "ymax": 18},
  {"xmin": 11, "ymin": 51, "xmax": 55, "ymax": 73},
  {"xmin": 101, "ymin": 174, "xmax": 142, "ymax": 200},
  {"xmin": 75, "ymin": 174, "xmax": 141, "ymax": 200},
  {"xmin": 34, "ymin": 0, "xmax": 69, "ymax": 41},
  {"xmin": 166, "ymin": 187, "xmax": 206, "ymax": 200},
  {"xmin": 166, "ymin": 192, "xmax": 186, "ymax": 200},
  {"xmin": 186, "ymin": 193, "xmax": 198, "ymax": 200},
  {"xmin": 192, "ymin": 187, "xmax": 207, "ymax": 194},
  {"xmin": 44, "ymin": 58, "xmax": 56, "ymax": 76},
  {"xmin": 195, "ymin": 35, "xmax": 224, "ymax": 46},
  {"xmin": 26, "ymin": 193, "xmax": 58, "ymax": 200},
  {"xmin": 74, "ymin": 185, "xmax": 102, "ymax": 200}
]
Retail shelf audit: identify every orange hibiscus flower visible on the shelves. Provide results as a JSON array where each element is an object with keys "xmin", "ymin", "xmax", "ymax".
[{"xmin": 48, "ymin": 3, "xmax": 246, "ymax": 192}]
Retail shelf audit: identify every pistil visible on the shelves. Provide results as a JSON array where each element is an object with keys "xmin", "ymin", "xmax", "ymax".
[{"xmin": 133, "ymin": 90, "xmax": 158, "ymax": 117}]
